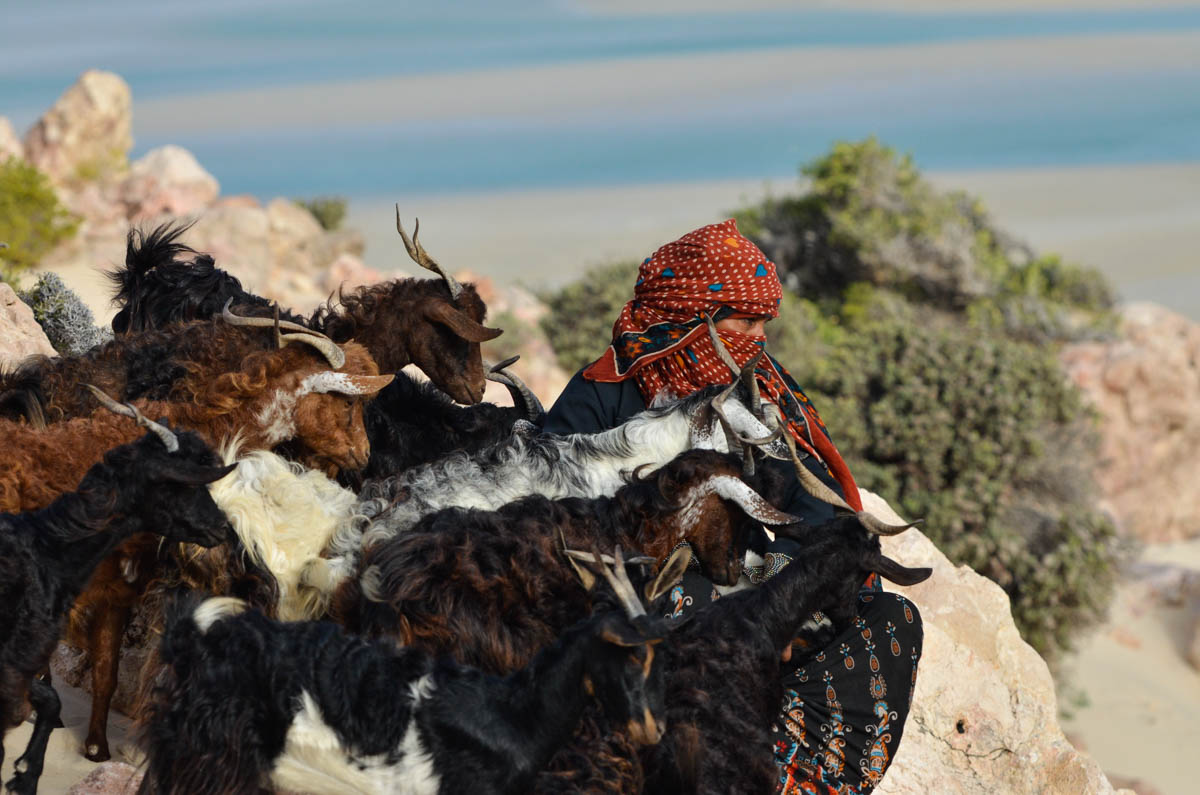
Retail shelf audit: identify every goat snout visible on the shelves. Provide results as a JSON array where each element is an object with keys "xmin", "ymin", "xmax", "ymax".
[{"xmin": 626, "ymin": 710, "xmax": 665, "ymax": 745}]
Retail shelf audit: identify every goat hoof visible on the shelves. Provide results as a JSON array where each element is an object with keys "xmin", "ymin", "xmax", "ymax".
[
  {"xmin": 84, "ymin": 742, "xmax": 110, "ymax": 762},
  {"xmin": 6, "ymin": 770, "xmax": 37, "ymax": 795}
]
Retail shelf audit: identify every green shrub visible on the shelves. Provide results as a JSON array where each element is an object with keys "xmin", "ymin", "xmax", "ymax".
[
  {"xmin": 791, "ymin": 316, "xmax": 1120, "ymax": 658},
  {"xmin": 0, "ymin": 158, "xmax": 79, "ymax": 282},
  {"xmin": 293, "ymin": 196, "xmax": 347, "ymax": 231},
  {"xmin": 19, "ymin": 272, "xmax": 112, "ymax": 355},
  {"xmin": 539, "ymin": 261, "xmax": 638, "ymax": 374}
]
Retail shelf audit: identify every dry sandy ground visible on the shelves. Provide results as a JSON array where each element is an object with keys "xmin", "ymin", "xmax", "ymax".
[
  {"xmin": 1059, "ymin": 538, "xmax": 1200, "ymax": 795},
  {"xmin": 2, "ymin": 677, "xmax": 136, "ymax": 793}
]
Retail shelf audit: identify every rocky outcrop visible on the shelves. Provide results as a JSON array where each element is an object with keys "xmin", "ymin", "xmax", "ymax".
[
  {"xmin": 0, "ymin": 282, "xmax": 58, "ymax": 367},
  {"xmin": 1061, "ymin": 302, "xmax": 1200, "ymax": 542},
  {"xmin": 0, "ymin": 117, "xmax": 22, "ymax": 162},
  {"xmin": 22, "ymin": 70, "xmax": 132, "ymax": 186},
  {"xmin": 18, "ymin": 72, "xmax": 364, "ymax": 327},
  {"xmin": 869, "ymin": 490, "xmax": 1128, "ymax": 795}
]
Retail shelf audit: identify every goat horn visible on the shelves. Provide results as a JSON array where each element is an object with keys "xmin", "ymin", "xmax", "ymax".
[
  {"xmin": 85, "ymin": 384, "xmax": 180, "ymax": 453},
  {"xmin": 598, "ymin": 545, "xmax": 647, "ymax": 620},
  {"xmin": 395, "ymin": 207, "xmax": 463, "ymax": 302},
  {"xmin": 703, "ymin": 312, "xmax": 742, "ymax": 375},
  {"xmin": 559, "ymin": 529, "xmax": 596, "ymax": 591},
  {"xmin": 221, "ymin": 300, "xmax": 347, "ymax": 369},
  {"xmin": 485, "ymin": 356, "xmax": 546, "ymax": 422},
  {"xmin": 220, "ymin": 298, "xmax": 316, "ymax": 335},
  {"xmin": 775, "ymin": 418, "xmax": 915, "ymax": 535}
]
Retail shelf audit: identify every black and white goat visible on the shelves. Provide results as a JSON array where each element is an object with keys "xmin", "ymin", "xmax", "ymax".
[
  {"xmin": 137, "ymin": 551, "xmax": 677, "ymax": 795},
  {"xmin": 0, "ymin": 423, "xmax": 233, "ymax": 795}
]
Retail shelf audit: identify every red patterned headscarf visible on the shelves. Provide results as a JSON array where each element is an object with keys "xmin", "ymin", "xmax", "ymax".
[{"xmin": 583, "ymin": 219, "xmax": 863, "ymax": 511}]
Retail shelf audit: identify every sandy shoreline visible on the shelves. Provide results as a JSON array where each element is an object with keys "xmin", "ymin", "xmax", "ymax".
[{"xmin": 347, "ymin": 161, "xmax": 1200, "ymax": 320}]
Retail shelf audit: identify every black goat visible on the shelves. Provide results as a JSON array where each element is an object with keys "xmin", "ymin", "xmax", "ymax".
[
  {"xmin": 641, "ymin": 515, "xmax": 931, "ymax": 795},
  {"xmin": 137, "ymin": 553, "xmax": 673, "ymax": 795},
  {"xmin": 0, "ymin": 426, "xmax": 233, "ymax": 795}
]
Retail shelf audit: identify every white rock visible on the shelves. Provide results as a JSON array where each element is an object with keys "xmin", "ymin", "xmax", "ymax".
[
  {"xmin": 865, "ymin": 490, "xmax": 1127, "ymax": 795},
  {"xmin": 0, "ymin": 282, "xmax": 58, "ymax": 366}
]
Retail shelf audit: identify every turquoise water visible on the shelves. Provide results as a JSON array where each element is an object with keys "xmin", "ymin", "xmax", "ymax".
[{"xmin": 3, "ymin": 1, "xmax": 1200, "ymax": 197}]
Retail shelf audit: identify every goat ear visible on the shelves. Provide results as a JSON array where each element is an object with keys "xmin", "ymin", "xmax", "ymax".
[
  {"xmin": 874, "ymin": 554, "xmax": 933, "ymax": 586},
  {"xmin": 423, "ymin": 301, "xmax": 503, "ymax": 343},
  {"xmin": 705, "ymin": 476, "xmax": 800, "ymax": 525},
  {"xmin": 598, "ymin": 618, "xmax": 651, "ymax": 648},
  {"xmin": 645, "ymin": 546, "xmax": 692, "ymax": 603}
]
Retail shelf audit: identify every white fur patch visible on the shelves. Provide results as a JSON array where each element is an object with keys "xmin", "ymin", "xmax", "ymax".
[
  {"xmin": 193, "ymin": 597, "xmax": 248, "ymax": 633},
  {"xmin": 255, "ymin": 389, "xmax": 299, "ymax": 445},
  {"xmin": 209, "ymin": 444, "xmax": 365, "ymax": 620},
  {"xmin": 271, "ymin": 680, "xmax": 440, "ymax": 795}
]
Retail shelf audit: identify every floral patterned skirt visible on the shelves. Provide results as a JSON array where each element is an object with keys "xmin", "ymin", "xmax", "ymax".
[{"xmin": 773, "ymin": 592, "xmax": 923, "ymax": 795}]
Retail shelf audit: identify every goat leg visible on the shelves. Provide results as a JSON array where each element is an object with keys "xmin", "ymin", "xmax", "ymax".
[
  {"xmin": 6, "ymin": 676, "xmax": 61, "ymax": 795},
  {"xmin": 82, "ymin": 603, "xmax": 132, "ymax": 762}
]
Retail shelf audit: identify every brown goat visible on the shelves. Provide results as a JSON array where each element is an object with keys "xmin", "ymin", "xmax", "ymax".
[{"xmin": 0, "ymin": 340, "xmax": 392, "ymax": 762}]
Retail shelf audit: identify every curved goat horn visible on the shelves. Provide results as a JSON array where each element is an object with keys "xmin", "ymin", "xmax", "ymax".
[
  {"xmin": 774, "ymin": 415, "xmax": 916, "ymax": 536},
  {"xmin": 703, "ymin": 312, "xmax": 742, "ymax": 375},
  {"xmin": 221, "ymin": 300, "xmax": 346, "ymax": 369},
  {"xmin": 395, "ymin": 207, "xmax": 463, "ymax": 302},
  {"xmin": 220, "ymin": 298, "xmax": 315, "ymax": 335},
  {"xmin": 85, "ymin": 384, "xmax": 180, "ymax": 453},
  {"xmin": 485, "ymin": 356, "xmax": 545, "ymax": 422}
]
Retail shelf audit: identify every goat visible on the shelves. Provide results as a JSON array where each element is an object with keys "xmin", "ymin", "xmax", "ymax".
[
  {"xmin": 137, "ymin": 552, "xmax": 674, "ymax": 795},
  {"xmin": 108, "ymin": 216, "xmax": 502, "ymax": 404},
  {"xmin": 335, "ymin": 378, "xmax": 789, "ymax": 582},
  {"xmin": 0, "ymin": 334, "xmax": 391, "ymax": 763},
  {"xmin": 0, "ymin": 422, "xmax": 234, "ymax": 795},
  {"xmin": 336, "ymin": 450, "xmax": 796, "ymax": 673},
  {"xmin": 640, "ymin": 516, "xmax": 931, "ymax": 795}
]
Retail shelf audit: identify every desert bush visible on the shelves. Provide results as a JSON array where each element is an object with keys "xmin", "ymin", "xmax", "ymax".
[
  {"xmin": 19, "ymin": 272, "xmax": 112, "ymax": 355},
  {"xmin": 293, "ymin": 196, "xmax": 347, "ymax": 231},
  {"xmin": 0, "ymin": 157, "xmax": 79, "ymax": 282},
  {"xmin": 788, "ymin": 312, "xmax": 1120, "ymax": 658},
  {"xmin": 539, "ymin": 260, "xmax": 638, "ymax": 374}
]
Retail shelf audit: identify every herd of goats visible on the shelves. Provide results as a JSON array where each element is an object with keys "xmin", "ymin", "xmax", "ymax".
[{"xmin": 0, "ymin": 214, "xmax": 930, "ymax": 795}]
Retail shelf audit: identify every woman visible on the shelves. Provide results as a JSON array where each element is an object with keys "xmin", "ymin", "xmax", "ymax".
[{"xmin": 544, "ymin": 219, "xmax": 923, "ymax": 794}]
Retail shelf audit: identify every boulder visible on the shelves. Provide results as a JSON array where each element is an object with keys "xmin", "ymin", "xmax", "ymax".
[
  {"xmin": 0, "ymin": 282, "xmax": 58, "ymax": 366},
  {"xmin": 120, "ymin": 145, "xmax": 219, "ymax": 221},
  {"xmin": 267, "ymin": 197, "xmax": 324, "ymax": 272},
  {"xmin": 22, "ymin": 70, "xmax": 132, "ymax": 186},
  {"xmin": 0, "ymin": 117, "xmax": 22, "ymax": 162},
  {"xmin": 1060, "ymin": 302, "xmax": 1200, "ymax": 541},
  {"xmin": 867, "ymin": 490, "xmax": 1128, "ymax": 795}
]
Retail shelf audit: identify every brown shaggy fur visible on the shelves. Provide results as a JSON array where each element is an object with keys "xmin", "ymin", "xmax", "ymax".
[{"xmin": 0, "ymin": 339, "xmax": 389, "ymax": 762}]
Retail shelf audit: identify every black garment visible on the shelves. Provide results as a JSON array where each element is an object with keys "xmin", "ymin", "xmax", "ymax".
[{"xmin": 544, "ymin": 368, "xmax": 923, "ymax": 794}]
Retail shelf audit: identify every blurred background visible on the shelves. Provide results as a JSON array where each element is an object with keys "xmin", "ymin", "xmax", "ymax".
[{"xmin": 3, "ymin": 2, "xmax": 1199, "ymax": 793}]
